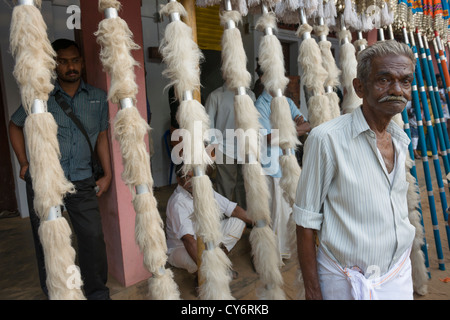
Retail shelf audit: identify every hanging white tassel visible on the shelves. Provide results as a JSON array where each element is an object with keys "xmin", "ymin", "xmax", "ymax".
[
  {"xmin": 96, "ymin": 0, "xmax": 180, "ymax": 299},
  {"xmin": 315, "ymin": 22, "xmax": 341, "ymax": 120},
  {"xmin": 338, "ymin": 26, "xmax": 362, "ymax": 113},
  {"xmin": 343, "ymin": 0, "xmax": 358, "ymax": 29},
  {"xmin": 323, "ymin": 0, "xmax": 337, "ymax": 27},
  {"xmin": 256, "ymin": 9, "xmax": 300, "ymax": 208},
  {"xmin": 297, "ymin": 13, "xmax": 332, "ymax": 128},
  {"xmin": 393, "ymin": 113, "xmax": 429, "ymax": 297},
  {"xmin": 10, "ymin": 0, "xmax": 82, "ymax": 300},
  {"xmin": 160, "ymin": 0, "xmax": 234, "ymax": 299},
  {"xmin": 220, "ymin": 5, "xmax": 287, "ymax": 298}
]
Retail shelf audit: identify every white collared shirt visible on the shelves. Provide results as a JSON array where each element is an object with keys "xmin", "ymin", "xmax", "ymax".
[
  {"xmin": 294, "ymin": 106, "xmax": 415, "ymax": 276},
  {"xmin": 165, "ymin": 185, "xmax": 237, "ymax": 252}
]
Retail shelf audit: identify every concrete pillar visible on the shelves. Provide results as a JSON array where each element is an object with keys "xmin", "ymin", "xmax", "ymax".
[{"xmin": 79, "ymin": 0, "xmax": 151, "ymax": 287}]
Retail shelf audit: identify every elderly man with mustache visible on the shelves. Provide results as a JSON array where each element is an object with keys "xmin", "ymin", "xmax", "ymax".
[{"xmin": 294, "ymin": 40, "xmax": 417, "ymax": 300}]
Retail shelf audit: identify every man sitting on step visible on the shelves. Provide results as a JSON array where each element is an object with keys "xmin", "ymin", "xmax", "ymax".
[{"xmin": 165, "ymin": 163, "xmax": 252, "ymax": 277}]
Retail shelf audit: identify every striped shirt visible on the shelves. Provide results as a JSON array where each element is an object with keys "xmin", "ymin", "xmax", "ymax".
[
  {"xmin": 11, "ymin": 80, "xmax": 109, "ymax": 181},
  {"xmin": 294, "ymin": 106, "xmax": 415, "ymax": 276}
]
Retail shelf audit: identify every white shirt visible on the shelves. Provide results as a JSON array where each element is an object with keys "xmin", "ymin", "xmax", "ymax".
[
  {"xmin": 166, "ymin": 185, "xmax": 237, "ymax": 253},
  {"xmin": 205, "ymin": 85, "xmax": 256, "ymax": 159},
  {"xmin": 294, "ymin": 106, "xmax": 415, "ymax": 276}
]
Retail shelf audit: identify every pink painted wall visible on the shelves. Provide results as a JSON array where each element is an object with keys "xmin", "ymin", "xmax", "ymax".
[{"xmin": 79, "ymin": 0, "xmax": 151, "ymax": 287}]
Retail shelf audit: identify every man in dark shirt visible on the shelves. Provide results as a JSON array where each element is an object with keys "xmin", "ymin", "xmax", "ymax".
[{"xmin": 9, "ymin": 39, "xmax": 112, "ymax": 300}]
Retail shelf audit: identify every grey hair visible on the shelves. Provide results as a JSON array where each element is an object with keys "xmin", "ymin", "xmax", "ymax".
[{"xmin": 356, "ymin": 40, "xmax": 415, "ymax": 84}]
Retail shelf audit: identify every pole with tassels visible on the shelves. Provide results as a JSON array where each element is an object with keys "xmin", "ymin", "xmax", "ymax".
[
  {"xmin": 255, "ymin": 4, "xmax": 301, "ymax": 210},
  {"xmin": 384, "ymin": 22, "xmax": 430, "ymax": 295},
  {"xmin": 432, "ymin": 31, "xmax": 450, "ymax": 243},
  {"xmin": 415, "ymin": 29, "xmax": 450, "ymax": 247},
  {"xmin": 422, "ymin": 34, "xmax": 450, "ymax": 178},
  {"xmin": 313, "ymin": 15, "xmax": 342, "ymax": 121},
  {"xmin": 338, "ymin": 15, "xmax": 362, "ymax": 113},
  {"xmin": 9, "ymin": 0, "xmax": 83, "ymax": 300},
  {"xmin": 380, "ymin": 22, "xmax": 430, "ymax": 295},
  {"xmin": 432, "ymin": 38, "xmax": 450, "ymax": 124},
  {"xmin": 159, "ymin": 0, "xmax": 234, "ymax": 300},
  {"xmin": 406, "ymin": 27, "xmax": 446, "ymax": 271},
  {"xmin": 94, "ymin": 0, "xmax": 180, "ymax": 300},
  {"xmin": 220, "ymin": 0, "xmax": 287, "ymax": 300},
  {"xmin": 297, "ymin": 8, "xmax": 333, "ymax": 128}
]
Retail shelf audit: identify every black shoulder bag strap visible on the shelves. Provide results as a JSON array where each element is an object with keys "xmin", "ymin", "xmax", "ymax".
[
  {"xmin": 54, "ymin": 91, "xmax": 103, "ymax": 181},
  {"xmin": 54, "ymin": 91, "xmax": 96, "ymax": 156}
]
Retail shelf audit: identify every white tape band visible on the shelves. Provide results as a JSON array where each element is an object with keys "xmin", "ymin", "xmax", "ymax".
[
  {"xmin": 31, "ymin": 99, "xmax": 45, "ymax": 114},
  {"xmin": 120, "ymin": 98, "xmax": 133, "ymax": 109},
  {"xmin": 47, "ymin": 205, "xmax": 62, "ymax": 221},
  {"xmin": 104, "ymin": 8, "xmax": 118, "ymax": 19}
]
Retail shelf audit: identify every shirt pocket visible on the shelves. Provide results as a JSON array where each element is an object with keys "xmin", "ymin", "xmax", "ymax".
[{"xmin": 82, "ymin": 99, "xmax": 102, "ymax": 135}]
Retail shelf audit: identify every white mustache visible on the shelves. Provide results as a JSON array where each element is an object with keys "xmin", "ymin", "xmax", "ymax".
[{"xmin": 378, "ymin": 96, "xmax": 408, "ymax": 104}]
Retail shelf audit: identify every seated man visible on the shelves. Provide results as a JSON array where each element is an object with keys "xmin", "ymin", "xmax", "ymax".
[{"xmin": 166, "ymin": 164, "xmax": 252, "ymax": 275}]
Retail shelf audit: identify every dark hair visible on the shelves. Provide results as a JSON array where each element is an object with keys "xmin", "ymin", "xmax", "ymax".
[
  {"xmin": 175, "ymin": 163, "xmax": 184, "ymax": 178},
  {"xmin": 51, "ymin": 38, "xmax": 80, "ymax": 54}
]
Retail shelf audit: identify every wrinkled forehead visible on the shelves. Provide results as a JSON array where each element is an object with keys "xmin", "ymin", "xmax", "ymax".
[{"xmin": 370, "ymin": 54, "xmax": 414, "ymax": 77}]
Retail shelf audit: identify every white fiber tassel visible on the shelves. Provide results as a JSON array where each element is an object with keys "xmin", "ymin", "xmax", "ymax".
[
  {"xmin": 305, "ymin": 95, "xmax": 333, "ymax": 128},
  {"xmin": 220, "ymin": 11, "xmax": 251, "ymax": 89},
  {"xmin": 198, "ymin": 247, "xmax": 234, "ymax": 300},
  {"xmin": 39, "ymin": 218, "xmax": 85, "ymax": 300},
  {"xmin": 326, "ymin": 89, "xmax": 341, "ymax": 119},
  {"xmin": 343, "ymin": 0, "xmax": 358, "ymax": 29},
  {"xmin": 255, "ymin": 15, "xmax": 289, "ymax": 93},
  {"xmin": 10, "ymin": 0, "xmax": 82, "ymax": 300},
  {"xmin": 24, "ymin": 114, "xmax": 76, "ymax": 220},
  {"xmin": 304, "ymin": 0, "xmax": 319, "ymax": 18},
  {"xmin": 393, "ymin": 116, "xmax": 428, "ymax": 296},
  {"xmin": 192, "ymin": 175, "xmax": 234, "ymax": 300},
  {"xmin": 10, "ymin": 2, "xmax": 55, "ymax": 113},
  {"xmin": 338, "ymin": 27, "xmax": 362, "ymax": 114},
  {"xmin": 256, "ymin": 10, "xmax": 301, "ymax": 208},
  {"xmin": 176, "ymin": 99, "xmax": 213, "ymax": 172},
  {"xmin": 271, "ymin": 96, "xmax": 299, "ymax": 149},
  {"xmin": 296, "ymin": 14, "xmax": 332, "ymax": 128},
  {"xmin": 296, "ymin": 22, "xmax": 327, "ymax": 96},
  {"xmin": 148, "ymin": 269, "xmax": 181, "ymax": 300},
  {"xmin": 251, "ymin": 225, "xmax": 286, "ymax": 300},
  {"xmin": 405, "ymin": 160, "xmax": 429, "ymax": 296},
  {"xmin": 133, "ymin": 194, "xmax": 168, "ymax": 272},
  {"xmin": 96, "ymin": 0, "xmax": 180, "ymax": 299},
  {"xmin": 159, "ymin": 0, "xmax": 203, "ymax": 99},
  {"xmin": 234, "ymin": 94, "xmax": 261, "ymax": 159},
  {"xmin": 160, "ymin": 0, "xmax": 234, "ymax": 299},
  {"xmin": 315, "ymin": 22, "xmax": 341, "ymax": 120},
  {"xmin": 220, "ymin": 4, "xmax": 287, "ymax": 299}
]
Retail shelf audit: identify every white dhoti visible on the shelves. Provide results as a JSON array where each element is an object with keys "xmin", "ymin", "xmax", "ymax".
[
  {"xmin": 317, "ymin": 246, "xmax": 413, "ymax": 300},
  {"xmin": 267, "ymin": 176, "xmax": 292, "ymax": 260},
  {"xmin": 168, "ymin": 217, "xmax": 246, "ymax": 273}
]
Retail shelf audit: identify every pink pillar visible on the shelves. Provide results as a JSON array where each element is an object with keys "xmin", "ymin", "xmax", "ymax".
[
  {"xmin": 79, "ymin": 0, "xmax": 151, "ymax": 287},
  {"xmin": 366, "ymin": 29, "xmax": 378, "ymax": 46}
]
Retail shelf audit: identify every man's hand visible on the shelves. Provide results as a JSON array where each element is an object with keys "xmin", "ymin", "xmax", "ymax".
[
  {"xmin": 294, "ymin": 115, "xmax": 311, "ymax": 137},
  {"xmin": 19, "ymin": 163, "xmax": 29, "ymax": 180},
  {"xmin": 297, "ymin": 226, "xmax": 323, "ymax": 300},
  {"xmin": 95, "ymin": 174, "xmax": 111, "ymax": 197}
]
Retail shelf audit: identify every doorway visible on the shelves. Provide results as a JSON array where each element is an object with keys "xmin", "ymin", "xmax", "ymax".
[{"xmin": 0, "ymin": 77, "xmax": 18, "ymax": 214}]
